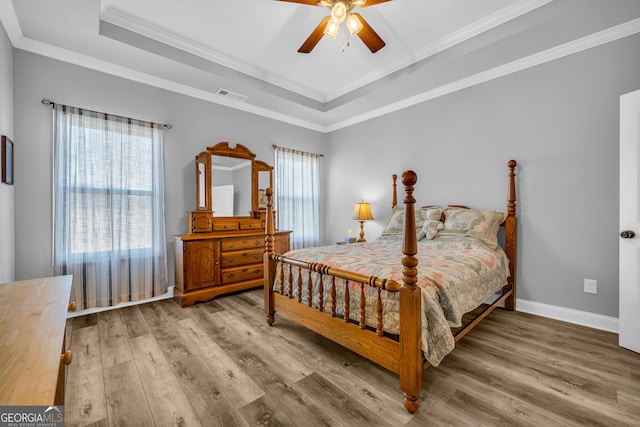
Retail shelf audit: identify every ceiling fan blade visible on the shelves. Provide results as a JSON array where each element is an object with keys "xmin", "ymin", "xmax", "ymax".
[
  {"xmin": 276, "ymin": 0, "xmax": 320, "ymax": 5},
  {"xmin": 353, "ymin": 13, "xmax": 385, "ymax": 53},
  {"xmin": 360, "ymin": 0, "xmax": 392, "ymax": 7},
  {"xmin": 298, "ymin": 16, "xmax": 330, "ymax": 53}
]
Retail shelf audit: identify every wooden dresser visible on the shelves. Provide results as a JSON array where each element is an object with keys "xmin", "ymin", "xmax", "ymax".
[
  {"xmin": 0, "ymin": 275, "xmax": 73, "ymax": 406},
  {"xmin": 174, "ymin": 228, "xmax": 290, "ymax": 307},
  {"xmin": 174, "ymin": 142, "xmax": 291, "ymax": 307}
]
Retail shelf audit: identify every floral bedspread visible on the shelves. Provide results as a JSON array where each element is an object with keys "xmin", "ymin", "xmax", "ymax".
[{"xmin": 273, "ymin": 235, "xmax": 509, "ymax": 366}]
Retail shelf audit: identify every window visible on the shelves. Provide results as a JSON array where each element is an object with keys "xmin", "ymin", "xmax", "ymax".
[
  {"xmin": 53, "ymin": 104, "xmax": 167, "ymax": 310},
  {"xmin": 274, "ymin": 146, "xmax": 321, "ymax": 249}
]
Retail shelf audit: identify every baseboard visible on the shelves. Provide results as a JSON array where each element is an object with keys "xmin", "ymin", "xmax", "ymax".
[
  {"xmin": 484, "ymin": 293, "xmax": 619, "ymax": 333},
  {"xmin": 67, "ymin": 286, "xmax": 175, "ymax": 318},
  {"xmin": 515, "ymin": 298, "xmax": 619, "ymax": 334}
]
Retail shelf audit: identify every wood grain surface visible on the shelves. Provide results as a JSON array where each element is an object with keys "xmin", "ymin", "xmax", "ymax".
[
  {"xmin": 0, "ymin": 275, "xmax": 72, "ymax": 405},
  {"xmin": 65, "ymin": 289, "xmax": 640, "ymax": 426}
]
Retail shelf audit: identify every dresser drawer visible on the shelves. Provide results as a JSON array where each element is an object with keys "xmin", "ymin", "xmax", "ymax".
[
  {"xmin": 221, "ymin": 236, "xmax": 264, "ymax": 251},
  {"xmin": 221, "ymin": 264, "xmax": 264, "ymax": 284},
  {"xmin": 239, "ymin": 220, "xmax": 262, "ymax": 231},
  {"xmin": 221, "ymin": 248, "xmax": 264, "ymax": 267},
  {"xmin": 213, "ymin": 220, "xmax": 239, "ymax": 231}
]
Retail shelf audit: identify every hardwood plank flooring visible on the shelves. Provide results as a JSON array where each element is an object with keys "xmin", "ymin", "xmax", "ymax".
[
  {"xmin": 65, "ymin": 324, "xmax": 107, "ymax": 427},
  {"xmin": 65, "ymin": 290, "xmax": 640, "ymax": 426}
]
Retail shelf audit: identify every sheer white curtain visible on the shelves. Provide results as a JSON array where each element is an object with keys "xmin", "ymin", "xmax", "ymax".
[
  {"xmin": 274, "ymin": 146, "xmax": 320, "ymax": 249},
  {"xmin": 53, "ymin": 104, "xmax": 168, "ymax": 310}
]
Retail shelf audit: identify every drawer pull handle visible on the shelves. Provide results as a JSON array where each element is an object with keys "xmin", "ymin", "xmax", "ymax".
[
  {"xmin": 242, "ymin": 252, "xmax": 248, "ymax": 257},
  {"xmin": 255, "ymin": 269, "xmax": 261, "ymax": 273},
  {"xmin": 242, "ymin": 268, "xmax": 248, "ymax": 273},
  {"xmin": 253, "ymin": 254, "xmax": 261, "ymax": 259},
  {"xmin": 61, "ymin": 350, "xmax": 73, "ymax": 366},
  {"xmin": 223, "ymin": 225, "xmax": 228, "ymax": 229},
  {"xmin": 253, "ymin": 240, "xmax": 261, "ymax": 246},
  {"xmin": 226, "ymin": 257, "xmax": 235, "ymax": 262},
  {"xmin": 227, "ymin": 273, "xmax": 235, "ymax": 279},
  {"xmin": 227, "ymin": 242, "xmax": 235, "ymax": 248}
]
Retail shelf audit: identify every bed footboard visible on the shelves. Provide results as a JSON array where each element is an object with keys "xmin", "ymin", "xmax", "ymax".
[{"xmin": 263, "ymin": 172, "xmax": 423, "ymax": 413}]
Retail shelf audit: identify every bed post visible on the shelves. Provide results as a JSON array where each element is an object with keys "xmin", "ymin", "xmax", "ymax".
[
  {"xmin": 399, "ymin": 170, "xmax": 422, "ymax": 413},
  {"xmin": 264, "ymin": 188, "xmax": 276, "ymax": 325},
  {"xmin": 503, "ymin": 160, "xmax": 517, "ymax": 311}
]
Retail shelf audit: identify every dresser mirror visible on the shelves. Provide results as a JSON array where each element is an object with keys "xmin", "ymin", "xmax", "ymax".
[
  {"xmin": 211, "ymin": 155, "xmax": 253, "ymax": 216},
  {"xmin": 195, "ymin": 152, "xmax": 211, "ymax": 211},
  {"xmin": 255, "ymin": 160, "xmax": 273, "ymax": 210},
  {"xmin": 193, "ymin": 142, "xmax": 272, "ymax": 223}
]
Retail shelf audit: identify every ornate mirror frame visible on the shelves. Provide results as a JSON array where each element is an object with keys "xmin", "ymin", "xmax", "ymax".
[
  {"xmin": 191, "ymin": 141, "xmax": 273, "ymax": 234},
  {"xmin": 254, "ymin": 160, "xmax": 273, "ymax": 213}
]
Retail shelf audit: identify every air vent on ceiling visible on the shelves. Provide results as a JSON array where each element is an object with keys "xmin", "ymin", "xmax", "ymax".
[{"xmin": 216, "ymin": 88, "xmax": 248, "ymax": 102}]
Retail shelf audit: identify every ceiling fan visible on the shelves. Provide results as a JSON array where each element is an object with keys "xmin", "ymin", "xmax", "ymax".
[{"xmin": 278, "ymin": 0, "xmax": 391, "ymax": 53}]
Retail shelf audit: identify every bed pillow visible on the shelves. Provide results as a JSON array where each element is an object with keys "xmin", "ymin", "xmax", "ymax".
[
  {"xmin": 440, "ymin": 208, "xmax": 507, "ymax": 249},
  {"xmin": 380, "ymin": 205, "xmax": 433, "ymax": 239}
]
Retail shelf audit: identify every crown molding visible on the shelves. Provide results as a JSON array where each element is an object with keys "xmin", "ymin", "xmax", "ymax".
[
  {"xmin": 326, "ymin": 17, "xmax": 640, "ymax": 132},
  {"xmin": 101, "ymin": 0, "xmax": 552, "ymax": 104},
  {"xmin": 100, "ymin": 7, "xmax": 328, "ymax": 103},
  {"xmin": 2, "ymin": 3, "xmax": 639, "ymax": 134},
  {"xmin": 323, "ymin": 0, "xmax": 555, "ymax": 101},
  {"xmin": 13, "ymin": 36, "xmax": 327, "ymax": 133},
  {"xmin": 0, "ymin": 1, "xmax": 23, "ymax": 45}
]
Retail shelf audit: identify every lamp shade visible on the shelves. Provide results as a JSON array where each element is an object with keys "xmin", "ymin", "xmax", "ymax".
[
  {"xmin": 346, "ymin": 14, "xmax": 363, "ymax": 36},
  {"xmin": 324, "ymin": 19, "xmax": 340, "ymax": 38},
  {"xmin": 352, "ymin": 202, "xmax": 374, "ymax": 221}
]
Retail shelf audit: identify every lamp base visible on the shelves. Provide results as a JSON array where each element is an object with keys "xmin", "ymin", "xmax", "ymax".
[{"xmin": 357, "ymin": 220, "xmax": 366, "ymax": 242}]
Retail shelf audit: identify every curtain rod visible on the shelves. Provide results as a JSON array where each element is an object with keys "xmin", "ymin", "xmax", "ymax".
[
  {"xmin": 42, "ymin": 99, "xmax": 172, "ymax": 130},
  {"xmin": 272, "ymin": 144, "xmax": 324, "ymax": 157}
]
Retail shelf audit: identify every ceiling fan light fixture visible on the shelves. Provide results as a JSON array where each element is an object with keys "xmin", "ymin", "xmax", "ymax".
[
  {"xmin": 346, "ymin": 13, "xmax": 363, "ymax": 35},
  {"xmin": 330, "ymin": 1, "xmax": 348, "ymax": 23},
  {"xmin": 324, "ymin": 19, "xmax": 340, "ymax": 38},
  {"xmin": 284, "ymin": 0, "xmax": 388, "ymax": 54}
]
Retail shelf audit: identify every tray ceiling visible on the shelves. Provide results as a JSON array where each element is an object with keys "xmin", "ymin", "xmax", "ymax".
[{"xmin": 4, "ymin": 0, "xmax": 640, "ymax": 131}]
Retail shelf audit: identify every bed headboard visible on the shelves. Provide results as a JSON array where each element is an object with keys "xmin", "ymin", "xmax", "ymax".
[{"xmin": 390, "ymin": 160, "xmax": 517, "ymax": 308}]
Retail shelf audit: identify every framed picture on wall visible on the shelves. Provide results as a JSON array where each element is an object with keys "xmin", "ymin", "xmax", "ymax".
[{"xmin": 2, "ymin": 135, "xmax": 13, "ymax": 185}]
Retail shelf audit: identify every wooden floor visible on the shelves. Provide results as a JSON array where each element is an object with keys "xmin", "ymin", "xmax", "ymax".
[{"xmin": 64, "ymin": 289, "xmax": 640, "ymax": 427}]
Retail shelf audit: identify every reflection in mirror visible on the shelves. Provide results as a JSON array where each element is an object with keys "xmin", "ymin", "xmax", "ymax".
[
  {"xmin": 258, "ymin": 170, "xmax": 271, "ymax": 209},
  {"xmin": 211, "ymin": 155, "xmax": 252, "ymax": 216}
]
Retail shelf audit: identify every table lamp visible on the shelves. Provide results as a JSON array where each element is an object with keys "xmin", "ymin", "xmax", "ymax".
[{"xmin": 352, "ymin": 201, "xmax": 374, "ymax": 242}]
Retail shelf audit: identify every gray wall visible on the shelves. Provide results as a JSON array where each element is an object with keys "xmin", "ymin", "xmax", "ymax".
[
  {"xmin": 327, "ymin": 34, "xmax": 640, "ymax": 318},
  {"xmin": 10, "ymin": 34, "xmax": 640, "ymax": 319},
  {"xmin": 0, "ymin": 24, "xmax": 13, "ymax": 283},
  {"xmin": 12, "ymin": 50, "xmax": 326, "ymax": 285}
]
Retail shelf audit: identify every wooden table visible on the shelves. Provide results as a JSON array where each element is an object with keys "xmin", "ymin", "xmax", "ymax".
[{"xmin": 0, "ymin": 275, "xmax": 73, "ymax": 405}]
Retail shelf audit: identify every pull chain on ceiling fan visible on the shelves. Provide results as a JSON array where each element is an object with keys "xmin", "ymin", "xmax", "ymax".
[{"xmin": 277, "ymin": 0, "xmax": 390, "ymax": 53}]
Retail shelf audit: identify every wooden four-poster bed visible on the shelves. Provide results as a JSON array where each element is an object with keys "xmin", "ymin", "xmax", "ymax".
[{"xmin": 263, "ymin": 160, "xmax": 518, "ymax": 413}]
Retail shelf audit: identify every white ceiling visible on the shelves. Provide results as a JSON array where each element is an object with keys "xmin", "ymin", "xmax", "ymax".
[{"xmin": 3, "ymin": 0, "xmax": 640, "ymax": 131}]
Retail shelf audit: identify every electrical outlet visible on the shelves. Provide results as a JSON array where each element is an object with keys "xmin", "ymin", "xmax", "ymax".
[{"xmin": 584, "ymin": 279, "xmax": 598, "ymax": 294}]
